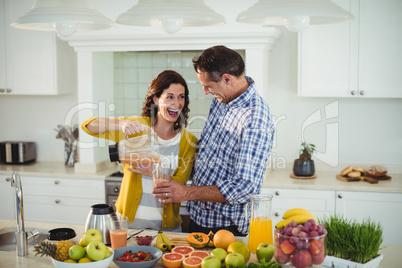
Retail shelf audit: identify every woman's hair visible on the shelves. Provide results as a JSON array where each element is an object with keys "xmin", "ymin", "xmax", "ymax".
[
  {"xmin": 141, "ymin": 70, "xmax": 190, "ymax": 130},
  {"xmin": 192, "ymin": 45, "xmax": 245, "ymax": 82}
]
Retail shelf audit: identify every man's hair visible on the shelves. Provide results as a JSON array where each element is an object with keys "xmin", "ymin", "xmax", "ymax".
[{"xmin": 192, "ymin": 45, "xmax": 245, "ymax": 82}]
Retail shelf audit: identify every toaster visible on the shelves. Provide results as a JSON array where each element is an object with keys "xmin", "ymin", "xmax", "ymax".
[{"xmin": 0, "ymin": 141, "xmax": 37, "ymax": 164}]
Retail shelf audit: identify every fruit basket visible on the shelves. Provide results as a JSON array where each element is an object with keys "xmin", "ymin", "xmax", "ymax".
[{"xmin": 274, "ymin": 220, "xmax": 327, "ymax": 268}]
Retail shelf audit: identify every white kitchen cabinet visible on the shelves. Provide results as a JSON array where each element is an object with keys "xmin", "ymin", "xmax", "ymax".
[
  {"xmin": 0, "ymin": 0, "xmax": 76, "ymax": 95},
  {"xmin": 261, "ymin": 188, "xmax": 336, "ymax": 228},
  {"xmin": 0, "ymin": 175, "xmax": 15, "ymax": 220},
  {"xmin": 298, "ymin": 0, "xmax": 402, "ymax": 98},
  {"xmin": 21, "ymin": 176, "xmax": 105, "ymax": 225},
  {"xmin": 335, "ymin": 190, "xmax": 402, "ymax": 246}
]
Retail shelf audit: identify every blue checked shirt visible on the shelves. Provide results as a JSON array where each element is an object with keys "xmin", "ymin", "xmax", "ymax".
[{"xmin": 187, "ymin": 76, "xmax": 275, "ymax": 235}]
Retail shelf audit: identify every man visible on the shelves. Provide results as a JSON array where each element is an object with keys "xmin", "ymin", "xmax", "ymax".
[{"xmin": 153, "ymin": 45, "xmax": 275, "ymax": 236}]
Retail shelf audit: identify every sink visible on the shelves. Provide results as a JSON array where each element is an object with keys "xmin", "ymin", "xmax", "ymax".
[{"xmin": 0, "ymin": 228, "xmax": 49, "ymax": 251}]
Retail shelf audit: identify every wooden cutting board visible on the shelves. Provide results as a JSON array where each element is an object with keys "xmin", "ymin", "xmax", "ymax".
[{"xmin": 336, "ymin": 174, "xmax": 391, "ymax": 184}]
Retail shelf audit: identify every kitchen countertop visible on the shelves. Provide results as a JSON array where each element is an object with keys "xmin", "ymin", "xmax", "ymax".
[
  {"xmin": 262, "ymin": 169, "xmax": 402, "ymax": 193},
  {"xmin": 0, "ymin": 219, "xmax": 401, "ymax": 268},
  {"xmin": 1, "ymin": 162, "xmax": 401, "ymax": 193},
  {"xmin": 0, "ymin": 162, "xmax": 117, "ymax": 180}
]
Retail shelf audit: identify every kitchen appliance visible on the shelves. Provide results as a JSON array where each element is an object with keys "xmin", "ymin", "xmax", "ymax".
[
  {"xmin": 84, "ymin": 204, "xmax": 116, "ymax": 245},
  {"xmin": 0, "ymin": 141, "xmax": 37, "ymax": 164}
]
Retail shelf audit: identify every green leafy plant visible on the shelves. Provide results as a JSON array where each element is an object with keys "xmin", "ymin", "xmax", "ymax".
[
  {"xmin": 298, "ymin": 142, "xmax": 316, "ymax": 161},
  {"xmin": 319, "ymin": 214, "xmax": 383, "ymax": 264}
]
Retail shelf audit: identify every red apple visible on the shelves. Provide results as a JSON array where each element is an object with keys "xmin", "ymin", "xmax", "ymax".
[
  {"xmin": 311, "ymin": 247, "xmax": 326, "ymax": 265},
  {"xmin": 274, "ymin": 247, "xmax": 290, "ymax": 264},
  {"xmin": 280, "ymin": 239, "xmax": 296, "ymax": 254},
  {"xmin": 309, "ymin": 239, "xmax": 323, "ymax": 255},
  {"xmin": 290, "ymin": 250, "xmax": 312, "ymax": 268}
]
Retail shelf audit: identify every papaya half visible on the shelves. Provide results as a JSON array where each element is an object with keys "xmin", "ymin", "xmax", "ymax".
[
  {"xmin": 207, "ymin": 231, "xmax": 215, "ymax": 247},
  {"xmin": 186, "ymin": 232, "xmax": 210, "ymax": 248}
]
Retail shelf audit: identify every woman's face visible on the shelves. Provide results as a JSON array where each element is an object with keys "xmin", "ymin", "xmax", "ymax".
[{"xmin": 153, "ymin": 83, "xmax": 186, "ymax": 124}]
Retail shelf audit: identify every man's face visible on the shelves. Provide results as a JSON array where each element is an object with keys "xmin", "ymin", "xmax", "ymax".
[{"xmin": 196, "ymin": 70, "xmax": 231, "ymax": 103}]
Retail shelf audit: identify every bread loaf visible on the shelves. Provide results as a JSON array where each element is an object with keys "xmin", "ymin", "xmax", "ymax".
[
  {"xmin": 341, "ymin": 166, "xmax": 353, "ymax": 176},
  {"xmin": 353, "ymin": 166, "xmax": 365, "ymax": 173},
  {"xmin": 347, "ymin": 171, "xmax": 361, "ymax": 178},
  {"xmin": 366, "ymin": 165, "xmax": 387, "ymax": 177}
]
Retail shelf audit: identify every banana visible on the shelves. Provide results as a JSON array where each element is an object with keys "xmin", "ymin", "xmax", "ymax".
[
  {"xmin": 159, "ymin": 230, "xmax": 175, "ymax": 251},
  {"xmin": 275, "ymin": 214, "xmax": 316, "ymax": 229},
  {"xmin": 156, "ymin": 232, "xmax": 168, "ymax": 251},
  {"xmin": 283, "ymin": 208, "xmax": 317, "ymax": 222}
]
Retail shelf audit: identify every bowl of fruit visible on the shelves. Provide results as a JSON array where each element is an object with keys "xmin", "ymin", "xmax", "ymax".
[
  {"xmin": 274, "ymin": 219, "xmax": 327, "ymax": 268},
  {"xmin": 33, "ymin": 228, "xmax": 114, "ymax": 267},
  {"xmin": 113, "ymin": 245, "xmax": 163, "ymax": 268},
  {"xmin": 135, "ymin": 235, "xmax": 157, "ymax": 246}
]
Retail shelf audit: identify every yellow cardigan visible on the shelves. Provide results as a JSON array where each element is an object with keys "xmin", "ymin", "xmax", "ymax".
[{"xmin": 81, "ymin": 116, "xmax": 197, "ymax": 229}]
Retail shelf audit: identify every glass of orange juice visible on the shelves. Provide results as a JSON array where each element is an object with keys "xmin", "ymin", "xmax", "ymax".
[{"xmin": 108, "ymin": 215, "xmax": 128, "ymax": 250}]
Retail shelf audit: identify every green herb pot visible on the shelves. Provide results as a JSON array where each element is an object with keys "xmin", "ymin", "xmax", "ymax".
[{"xmin": 293, "ymin": 159, "xmax": 315, "ymax": 177}]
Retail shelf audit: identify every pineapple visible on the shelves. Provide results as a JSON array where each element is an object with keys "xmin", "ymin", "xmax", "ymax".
[{"xmin": 34, "ymin": 240, "xmax": 76, "ymax": 261}]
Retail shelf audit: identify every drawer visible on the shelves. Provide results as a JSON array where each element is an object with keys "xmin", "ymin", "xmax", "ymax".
[
  {"xmin": 24, "ymin": 194, "xmax": 105, "ymax": 225},
  {"xmin": 21, "ymin": 176, "xmax": 105, "ymax": 199}
]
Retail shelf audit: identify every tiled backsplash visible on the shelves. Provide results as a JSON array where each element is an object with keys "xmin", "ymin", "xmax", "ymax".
[{"xmin": 114, "ymin": 50, "xmax": 245, "ymax": 138}]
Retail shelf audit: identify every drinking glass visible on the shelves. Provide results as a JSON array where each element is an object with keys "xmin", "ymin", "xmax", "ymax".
[
  {"xmin": 152, "ymin": 162, "xmax": 171, "ymax": 187},
  {"xmin": 108, "ymin": 215, "xmax": 128, "ymax": 250}
]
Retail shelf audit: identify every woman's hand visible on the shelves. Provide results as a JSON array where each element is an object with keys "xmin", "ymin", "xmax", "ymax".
[
  {"xmin": 120, "ymin": 120, "xmax": 151, "ymax": 135},
  {"xmin": 127, "ymin": 164, "xmax": 153, "ymax": 177}
]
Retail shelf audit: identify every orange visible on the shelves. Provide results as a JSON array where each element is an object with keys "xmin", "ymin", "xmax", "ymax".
[
  {"xmin": 162, "ymin": 253, "xmax": 185, "ymax": 268},
  {"xmin": 190, "ymin": 251, "xmax": 209, "ymax": 259},
  {"xmin": 213, "ymin": 230, "xmax": 235, "ymax": 251},
  {"xmin": 171, "ymin": 246, "xmax": 195, "ymax": 257},
  {"xmin": 183, "ymin": 256, "xmax": 203, "ymax": 268}
]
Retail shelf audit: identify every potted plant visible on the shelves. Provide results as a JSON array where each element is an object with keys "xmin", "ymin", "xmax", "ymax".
[
  {"xmin": 320, "ymin": 214, "xmax": 384, "ymax": 268},
  {"xmin": 293, "ymin": 142, "xmax": 316, "ymax": 177}
]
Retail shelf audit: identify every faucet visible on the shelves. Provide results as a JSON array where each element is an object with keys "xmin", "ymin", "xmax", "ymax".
[{"xmin": 10, "ymin": 172, "xmax": 38, "ymax": 257}]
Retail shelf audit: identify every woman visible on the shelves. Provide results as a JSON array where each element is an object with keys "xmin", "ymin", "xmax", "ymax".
[{"xmin": 81, "ymin": 70, "xmax": 197, "ymax": 232}]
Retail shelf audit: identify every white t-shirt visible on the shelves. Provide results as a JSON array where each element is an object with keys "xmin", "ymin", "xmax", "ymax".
[{"xmin": 128, "ymin": 131, "xmax": 181, "ymax": 231}]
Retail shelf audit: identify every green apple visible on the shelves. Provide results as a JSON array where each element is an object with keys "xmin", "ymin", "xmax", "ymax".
[
  {"xmin": 211, "ymin": 248, "xmax": 228, "ymax": 267},
  {"xmin": 202, "ymin": 255, "xmax": 221, "ymax": 268},
  {"xmin": 225, "ymin": 253, "xmax": 245, "ymax": 268},
  {"xmin": 68, "ymin": 245, "xmax": 86, "ymax": 260},
  {"xmin": 86, "ymin": 241, "xmax": 107, "ymax": 261},
  {"xmin": 83, "ymin": 228, "xmax": 103, "ymax": 246},
  {"xmin": 256, "ymin": 243, "xmax": 275, "ymax": 263}
]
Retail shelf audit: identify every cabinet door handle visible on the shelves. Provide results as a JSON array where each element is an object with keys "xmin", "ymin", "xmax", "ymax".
[
  {"xmin": 54, "ymin": 180, "xmax": 60, "ymax": 185},
  {"xmin": 55, "ymin": 199, "xmax": 60, "ymax": 204},
  {"xmin": 360, "ymin": 90, "xmax": 365, "ymax": 96},
  {"xmin": 274, "ymin": 212, "xmax": 280, "ymax": 217},
  {"xmin": 275, "ymin": 191, "xmax": 280, "ymax": 196},
  {"xmin": 6, "ymin": 88, "xmax": 11, "ymax": 93},
  {"xmin": 338, "ymin": 194, "xmax": 343, "ymax": 199},
  {"xmin": 0, "ymin": 89, "xmax": 4, "ymax": 93},
  {"xmin": 351, "ymin": 91, "xmax": 356, "ymax": 95},
  {"xmin": 6, "ymin": 177, "xmax": 11, "ymax": 182},
  {"xmin": 114, "ymin": 187, "xmax": 119, "ymax": 193}
]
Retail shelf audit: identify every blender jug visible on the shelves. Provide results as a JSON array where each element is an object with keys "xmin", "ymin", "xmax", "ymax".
[
  {"xmin": 109, "ymin": 130, "xmax": 160, "ymax": 166},
  {"xmin": 247, "ymin": 194, "xmax": 273, "ymax": 253}
]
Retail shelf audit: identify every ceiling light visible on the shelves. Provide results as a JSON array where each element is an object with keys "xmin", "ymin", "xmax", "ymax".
[
  {"xmin": 10, "ymin": 0, "xmax": 115, "ymax": 37},
  {"xmin": 116, "ymin": 0, "xmax": 226, "ymax": 34},
  {"xmin": 236, "ymin": 0, "xmax": 353, "ymax": 32}
]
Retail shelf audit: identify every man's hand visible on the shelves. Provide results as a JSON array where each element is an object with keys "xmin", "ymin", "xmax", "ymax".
[{"xmin": 152, "ymin": 180, "xmax": 188, "ymax": 204}]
